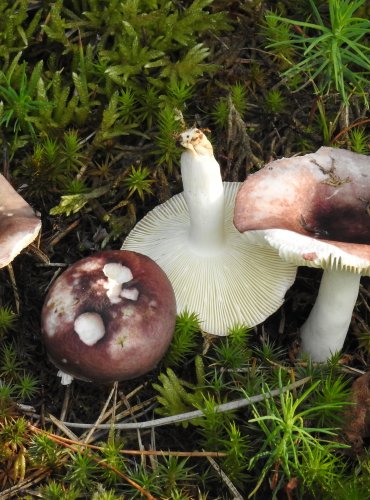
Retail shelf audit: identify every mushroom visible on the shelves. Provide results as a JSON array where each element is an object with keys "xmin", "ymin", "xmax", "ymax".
[
  {"xmin": 41, "ymin": 250, "xmax": 176, "ymax": 384},
  {"xmin": 122, "ymin": 128, "xmax": 296, "ymax": 336},
  {"xmin": 234, "ymin": 146, "xmax": 370, "ymax": 361},
  {"xmin": 0, "ymin": 174, "xmax": 41, "ymax": 268}
]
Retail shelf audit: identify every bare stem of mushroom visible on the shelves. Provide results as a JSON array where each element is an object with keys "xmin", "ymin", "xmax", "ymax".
[
  {"xmin": 300, "ymin": 269, "xmax": 361, "ymax": 362},
  {"xmin": 180, "ymin": 136, "xmax": 225, "ymax": 254}
]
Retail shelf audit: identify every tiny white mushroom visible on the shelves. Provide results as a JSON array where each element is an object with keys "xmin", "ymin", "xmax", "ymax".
[
  {"xmin": 103, "ymin": 262, "xmax": 133, "ymax": 303},
  {"xmin": 74, "ymin": 312, "xmax": 105, "ymax": 346},
  {"xmin": 57, "ymin": 370, "xmax": 74, "ymax": 385}
]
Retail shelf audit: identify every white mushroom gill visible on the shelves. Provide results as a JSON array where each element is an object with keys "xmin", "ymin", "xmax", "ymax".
[
  {"xmin": 263, "ymin": 227, "xmax": 370, "ymax": 362},
  {"xmin": 74, "ymin": 312, "xmax": 105, "ymax": 346},
  {"xmin": 123, "ymin": 128, "xmax": 297, "ymax": 335},
  {"xmin": 103, "ymin": 262, "xmax": 133, "ymax": 303}
]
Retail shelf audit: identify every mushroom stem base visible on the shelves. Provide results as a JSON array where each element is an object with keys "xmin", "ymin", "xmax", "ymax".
[{"xmin": 300, "ymin": 269, "xmax": 361, "ymax": 362}]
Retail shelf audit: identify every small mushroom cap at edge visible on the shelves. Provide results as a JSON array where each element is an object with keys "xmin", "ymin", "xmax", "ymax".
[{"xmin": 0, "ymin": 174, "xmax": 41, "ymax": 268}]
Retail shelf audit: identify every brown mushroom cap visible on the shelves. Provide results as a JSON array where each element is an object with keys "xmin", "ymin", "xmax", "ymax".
[
  {"xmin": 234, "ymin": 147, "xmax": 370, "ymax": 271},
  {"xmin": 0, "ymin": 174, "xmax": 41, "ymax": 268},
  {"xmin": 41, "ymin": 250, "xmax": 176, "ymax": 384}
]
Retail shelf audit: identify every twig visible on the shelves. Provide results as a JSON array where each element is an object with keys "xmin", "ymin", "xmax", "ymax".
[
  {"xmin": 48, "ymin": 414, "xmax": 79, "ymax": 442},
  {"xmin": 207, "ymin": 455, "xmax": 244, "ymax": 500},
  {"xmin": 29, "ymin": 424, "xmax": 155, "ymax": 500},
  {"xmin": 7, "ymin": 263, "xmax": 20, "ymax": 314},
  {"xmin": 119, "ymin": 387, "xmax": 146, "ymax": 460},
  {"xmin": 53, "ymin": 377, "xmax": 311, "ymax": 430},
  {"xmin": 98, "ymin": 398, "xmax": 156, "ymax": 424},
  {"xmin": 27, "ymin": 243, "xmax": 50, "ymax": 264},
  {"xmin": 82, "ymin": 382, "xmax": 117, "ymax": 444},
  {"xmin": 28, "ymin": 425, "xmax": 226, "ymax": 457},
  {"xmin": 46, "ymin": 219, "xmax": 80, "ymax": 249},
  {"xmin": 0, "ymin": 466, "xmax": 49, "ymax": 500},
  {"xmin": 331, "ymin": 118, "xmax": 370, "ymax": 144}
]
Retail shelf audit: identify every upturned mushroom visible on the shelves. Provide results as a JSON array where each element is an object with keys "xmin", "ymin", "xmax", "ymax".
[
  {"xmin": 122, "ymin": 128, "xmax": 296, "ymax": 336},
  {"xmin": 234, "ymin": 147, "xmax": 370, "ymax": 362},
  {"xmin": 41, "ymin": 250, "xmax": 176, "ymax": 384},
  {"xmin": 0, "ymin": 174, "xmax": 41, "ymax": 268}
]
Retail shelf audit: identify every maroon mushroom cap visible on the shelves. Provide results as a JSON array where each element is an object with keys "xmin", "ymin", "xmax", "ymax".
[
  {"xmin": 41, "ymin": 250, "xmax": 176, "ymax": 384},
  {"xmin": 234, "ymin": 147, "xmax": 370, "ymax": 263}
]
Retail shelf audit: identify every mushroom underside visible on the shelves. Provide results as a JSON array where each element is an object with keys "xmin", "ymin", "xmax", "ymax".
[
  {"xmin": 234, "ymin": 147, "xmax": 370, "ymax": 361},
  {"xmin": 123, "ymin": 183, "xmax": 297, "ymax": 336},
  {"xmin": 234, "ymin": 147, "xmax": 370, "ymax": 256}
]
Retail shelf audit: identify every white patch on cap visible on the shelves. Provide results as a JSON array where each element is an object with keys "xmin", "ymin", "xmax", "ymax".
[
  {"xmin": 45, "ymin": 283, "xmax": 77, "ymax": 337},
  {"xmin": 103, "ymin": 263, "xmax": 134, "ymax": 303},
  {"xmin": 78, "ymin": 260, "xmax": 102, "ymax": 272},
  {"xmin": 121, "ymin": 287, "xmax": 139, "ymax": 301},
  {"xmin": 74, "ymin": 312, "xmax": 105, "ymax": 346}
]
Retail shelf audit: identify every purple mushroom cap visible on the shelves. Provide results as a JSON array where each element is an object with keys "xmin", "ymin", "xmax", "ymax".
[
  {"xmin": 233, "ymin": 147, "xmax": 370, "ymax": 361},
  {"xmin": 41, "ymin": 250, "xmax": 176, "ymax": 384}
]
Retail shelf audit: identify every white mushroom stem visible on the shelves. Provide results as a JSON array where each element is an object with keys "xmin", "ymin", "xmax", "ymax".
[
  {"xmin": 300, "ymin": 269, "xmax": 361, "ymax": 362},
  {"xmin": 57, "ymin": 370, "xmax": 74, "ymax": 385},
  {"xmin": 180, "ymin": 130, "xmax": 225, "ymax": 254}
]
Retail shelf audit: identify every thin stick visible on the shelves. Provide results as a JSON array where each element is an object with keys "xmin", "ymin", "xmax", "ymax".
[
  {"xmin": 7, "ymin": 263, "xmax": 20, "ymax": 314},
  {"xmin": 207, "ymin": 455, "xmax": 244, "ymax": 500},
  {"xmin": 49, "ymin": 413, "xmax": 79, "ymax": 442},
  {"xmin": 82, "ymin": 382, "xmax": 117, "ymax": 444},
  {"xmin": 30, "ymin": 424, "xmax": 155, "ymax": 500},
  {"xmin": 119, "ymin": 388, "xmax": 145, "ymax": 460},
  {"xmin": 27, "ymin": 243, "xmax": 50, "ymax": 264},
  {"xmin": 98, "ymin": 383, "xmax": 147, "ymax": 422},
  {"xmin": 108, "ymin": 381, "xmax": 119, "ymax": 442},
  {"xmin": 28, "ymin": 425, "xmax": 226, "ymax": 457},
  {"xmin": 46, "ymin": 219, "xmax": 80, "ymax": 249},
  {"xmin": 0, "ymin": 466, "xmax": 49, "ymax": 500},
  {"xmin": 331, "ymin": 118, "xmax": 370, "ymax": 144},
  {"xmin": 54, "ymin": 377, "xmax": 311, "ymax": 430}
]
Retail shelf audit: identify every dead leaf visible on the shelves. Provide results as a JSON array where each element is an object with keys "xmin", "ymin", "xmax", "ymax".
[{"xmin": 341, "ymin": 371, "xmax": 370, "ymax": 454}]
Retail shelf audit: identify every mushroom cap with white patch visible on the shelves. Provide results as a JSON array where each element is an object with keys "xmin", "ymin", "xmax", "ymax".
[
  {"xmin": 0, "ymin": 174, "xmax": 41, "ymax": 268},
  {"xmin": 41, "ymin": 250, "xmax": 176, "ymax": 383},
  {"xmin": 123, "ymin": 128, "xmax": 297, "ymax": 336},
  {"xmin": 234, "ymin": 147, "xmax": 370, "ymax": 361}
]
